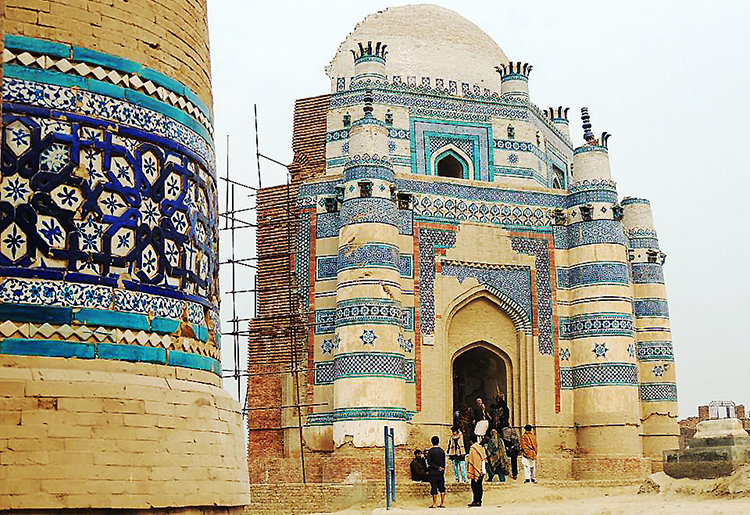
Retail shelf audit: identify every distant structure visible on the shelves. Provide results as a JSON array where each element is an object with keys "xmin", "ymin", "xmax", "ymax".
[
  {"xmin": 679, "ymin": 401, "xmax": 749, "ymax": 449},
  {"xmin": 1, "ymin": 0, "xmax": 248, "ymax": 511},
  {"xmin": 249, "ymin": 4, "xmax": 678, "ymax": 482}
]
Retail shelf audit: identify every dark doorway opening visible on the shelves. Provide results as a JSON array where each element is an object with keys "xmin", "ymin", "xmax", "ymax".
[
  {"xmin": 436, "ymin": 153, "xmax": 466, "ymax": 179},
  {"xmin": 452, "ymin": 345, "xmax": 507, "ymax": 415}
]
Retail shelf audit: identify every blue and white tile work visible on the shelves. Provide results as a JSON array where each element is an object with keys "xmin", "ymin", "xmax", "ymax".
[
  {"xmin": 556, "ymin": 262, "xmax": 630, "ymax": 289},
  {"xmin": 0, "ymin": 39, "xmax": 220, "ymax": 374},
  {"xmin": 559, "ymin": 363, "xmax": 639, "ymax": 389}
]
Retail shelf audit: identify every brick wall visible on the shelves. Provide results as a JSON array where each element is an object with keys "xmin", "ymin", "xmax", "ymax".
[
  {"xmin": 246, "ymin": 96, "xmax": 331, "ymax": 474},
  {"xmin": 289, "ymin": 94, "xmax": 330, "ymax": 184},
  {"xmin": 3, "ymin": 0, "xmax": 213, "ymax": 106},
  {"xmin": 0, "ymin": 356, "xmax": 248, "ymax": 510}
]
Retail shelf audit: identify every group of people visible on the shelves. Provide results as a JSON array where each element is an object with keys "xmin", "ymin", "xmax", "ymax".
[{"xmin": 410, "ymin": 396, "xmax": 538, "ymax": 508}]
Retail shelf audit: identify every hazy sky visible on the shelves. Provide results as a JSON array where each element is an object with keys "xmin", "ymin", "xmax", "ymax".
[{"xmin": 208, "ymin": 1, "xmax": 750, "ymax": 419}]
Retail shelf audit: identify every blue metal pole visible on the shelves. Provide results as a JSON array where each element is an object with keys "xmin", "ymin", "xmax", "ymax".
[
  {"xmin": 389, "ymin": 427, "xmax": 396, "ymax": 503},
  {"xmin": 384, "ymin": 425, "xmax": 391, "ymax": 510}
]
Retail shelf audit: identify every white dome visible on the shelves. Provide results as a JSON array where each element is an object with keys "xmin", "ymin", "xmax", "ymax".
[{"xmin": 326, "ymin": 4, "xmax": 509, "ymax": 92}]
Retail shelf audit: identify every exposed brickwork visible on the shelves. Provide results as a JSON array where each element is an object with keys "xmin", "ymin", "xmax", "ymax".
[
  {"xmin": 246, "ymin": 96, "xmax": 330, "ymax": 471},
  {"xmin": 0, "ymin": 356, "xmax": 248, "ymax": 510},
  {"xmin": 289, "ymin": 94, "xmax": 330, "ymax": 184},
  {"xmin": 3, "ymin": 0, "xmax": 213, "ymax": 107}
]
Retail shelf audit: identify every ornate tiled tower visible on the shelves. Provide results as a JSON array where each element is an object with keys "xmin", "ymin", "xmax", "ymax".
[
  {"xmin": 563, "ymin": 109, "xmax": 647, "ymax": 478},
  {"xmin": 332, "ymin": 44, "xmax": 409, "ymax": 447},
  {"xmin": 1, "ymin": 1, "xmax": 249, "ymax": 510},
  {"xmin": 622, "ymin": 197, "xmax": 678, "ymax": 469}
]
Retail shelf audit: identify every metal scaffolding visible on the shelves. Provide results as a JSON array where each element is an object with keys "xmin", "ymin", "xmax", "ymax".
[{"xmin": 217, "ymin": 105, "xmax": 314, "ymax": 482}]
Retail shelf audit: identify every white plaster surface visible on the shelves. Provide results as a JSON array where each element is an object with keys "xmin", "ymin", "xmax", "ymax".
[{"xmin": 326, "ymin": 4, "xmax": 508, "ymax": 92}]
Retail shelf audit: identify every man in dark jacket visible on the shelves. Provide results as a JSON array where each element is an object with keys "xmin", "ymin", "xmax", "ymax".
[
  {"xmin": 426, "ymin": 435, "xmax": 447, "ymax": 508},
  {"xmin": 410, "ymin": 449, "xmax": 428, "ymax": 482}
]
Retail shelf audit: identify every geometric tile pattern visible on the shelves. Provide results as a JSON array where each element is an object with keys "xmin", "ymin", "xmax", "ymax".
[
  {"xmin": 556, "ymin": 262, "xmax": 630, "ymax": 289},
  {"xmin": 633, "ymin": 299, "xmax": 670, "ymax": 318},
  {"xmin": 558, "ymin": 314, "xmax": 635, "ymax": 339},
  {"xmin": 559, "ymin": 363, "xmax": 639, "ymax": 389},
  {"xmin": 560, "ymin": 221, "xmax": 628, "ymax": 249},
  {"xmin": 337, "ymin": 243, "xmax": 400, "ymax": 272},
  {"xmin": 412, "ymin": 194, "xmax": 551, "ymax": 228},
  {"xmin": 3, "ymin": 41, "xmax": 212, "ymax": 135},
  {"xmin": 400, "ymin": 254, "xmax": 413, "ymax": 278},
  {"xmin": 631, "ymin": 263, "xmax": 665, "ymax": 284},
  {"xmin": 315, "ymin": 257, "xmax": 339, "ymax": 281},
  {"xmin": 333, "ymin": 352, "xmax": 410, "ymax": 381},
  {"xmin": 511, "ymin": 236, "xmax": 554, "ymax": 354},
  {"xmin": 412, "ymin": 118, "xmax": 491, "ymax": 179},
  {"xmin": 2, "ymin": 93, "xmax": 218, "ymax": 305},
  {"xmin": 494, "ymin": 138, "xmax": 546, "ymax": 161},
  {"xmin": 314, "ymin": 309, "xmax": 335, "ymax": 335},
  {"xmin": 340, "ymin": 197, "xmax": 399, "ymax": 227},
  {"xmin": 639, "ymin": 382, "xmax": 678, "ymax": 402},
  {"xmin": 636, "ymin": 341, "xmax": 675, "ymax": 362},
  {"xmin": 330, "ymin": 90, "xmax": 528, "ymax": 125},
  {"xmin": 0, "ymin": 277, "xmax": 203, "ymax": 321},
  {"xmin": 440, "ymin": 262, "xmax": 532, "ymax": 320},
  {"xmin": 418, "ymin": 227, "xmax": 457, "ymax": 335},
  {"xmin": 399, "ymin": 209, "xmax": 414, "ymax": 236},
  {"xmin": 335, "ymin": 299, "xmax": 401, "ymax": 327},
  {"xmin": 4, "ymin": 77, "xmax": 213, "ymax": 168}
]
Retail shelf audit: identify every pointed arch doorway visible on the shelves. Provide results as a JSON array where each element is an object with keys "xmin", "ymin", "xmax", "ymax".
[{"xmin": 452, "ymin": 344, "xmax": 509, "ymax": 416}]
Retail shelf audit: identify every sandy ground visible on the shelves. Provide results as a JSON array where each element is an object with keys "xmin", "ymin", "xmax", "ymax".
[{"xmin": 312, "ymin": 469, "xmax": 750, "ymax": 515}]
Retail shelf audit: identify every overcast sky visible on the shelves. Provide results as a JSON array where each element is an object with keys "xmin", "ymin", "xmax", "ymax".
[{"xmin": 208, "ymin": 1, "xmax": 750, "ymax": 419}]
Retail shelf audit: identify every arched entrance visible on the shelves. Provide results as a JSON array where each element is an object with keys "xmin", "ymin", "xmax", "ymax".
[{"xmin": 452, "ymin": 344, "xmax": 508, "ymax": 415}]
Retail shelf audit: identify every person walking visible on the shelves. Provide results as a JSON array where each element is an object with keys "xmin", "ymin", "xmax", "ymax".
[
  {"xmin": 426, "ymin": 435, "xmax": 447, "ymax": 508},
  {"xmin": 485, "ymin": 428, "xmax": 510, "ymax": 483},
  {"xmin": 466, "ymin": 433, "xmax": 487, "ymax": 507},
  {"xmin": 521, "ymin": 424, "xmax": 538, "ymax": 484},
  {"xmin": 501, "ymin": 426, "xmax": 520, "ymax": 480},
  {"xmin": 446, "ymin": 426, "xmax": 468, "ymax": 484}
]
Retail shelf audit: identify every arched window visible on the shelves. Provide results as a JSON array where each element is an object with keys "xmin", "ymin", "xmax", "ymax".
[{"xmin": 436, "ymin": 153, "xmax": 467, "ymax": 179}]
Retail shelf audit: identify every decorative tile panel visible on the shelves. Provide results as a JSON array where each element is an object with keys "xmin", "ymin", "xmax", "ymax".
[
  {"xmin": 640, "ymin": 382, "xmax": 678, "ymax": 402},
  {"xmin": 338, "ymin": 243, "xmax": 400, "ymax": 272},
  {"xmin": 559, "ymin": 314, "xmax": 635, "ymax": 339},
  {"xmin": 335, "ymin": 298, "xmax": 401, "ymax": 327},
  {"xmin": 559, "ymin": 363, "xmax": 638, "ymax": 389},
  {"xmin": 631, "ymin": 263, "xmax": 665, "ymax": 284},
  {"xmin": 440, "ymin": 262, "xmax": 532, "ymax": 320},
  {"xmin": 511, "ymin": 237, "xmax": 554, "ymax": 354},
  {"xmin": 634, "ymin": 299, "xmax": 670, "ymax": 318},
  {"xmin": 418, "ymin": 227, "xmax": 457, "ymax": 335},
  {"xmin": 556, "ymin": 262, "xmax": 630, "ymax": 289},
  {"xmin": 636, "ymin": 341, "xmax": 674, "ymax": 362}
]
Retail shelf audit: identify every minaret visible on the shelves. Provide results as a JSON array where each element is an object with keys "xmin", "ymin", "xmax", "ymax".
[
  {"xmin": 497, "ymin": 61, "xmax": 532, "ymax": 99},
  {"xmin": 621, "ymin": 198, "xmax": 678, "ymax": 470},
  {"xmin": 566, "ymin": 108, "xmax": 646, "ymax": 478},
  {"xmin": 333, "ymin": 42, "xmax": 407, "ymax": 447}
]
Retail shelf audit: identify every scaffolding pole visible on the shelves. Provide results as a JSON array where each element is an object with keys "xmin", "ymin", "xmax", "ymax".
[{"xmin": 218, "ymin": 104, "xmax": 313, "ymax": 484}]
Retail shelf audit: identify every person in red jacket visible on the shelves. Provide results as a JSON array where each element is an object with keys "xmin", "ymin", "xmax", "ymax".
[{"xmin": 520, "ymin": 424, "xmax": 538, "ymax": 484}]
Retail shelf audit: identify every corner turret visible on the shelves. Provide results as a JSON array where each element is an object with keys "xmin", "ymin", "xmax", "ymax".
[
  {"xmin": 351, "ymin": 41, "xmax": 388, "ymax": 87},
  {"xmin": 496, "ymin": 61, "xmax": 532, "ymax": 98},
  {"xmin": 544, "ymin": 106, "xmax": 571, "ymax": 140},
  {"xmin": 572, "ymin": 107, "xmax": 613, "ymax": 182}
]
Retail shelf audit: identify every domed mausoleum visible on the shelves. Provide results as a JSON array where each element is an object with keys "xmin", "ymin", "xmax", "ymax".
[{"xmin": 249, "ymin": 4, "xmax": 677, "ymax": 482}]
